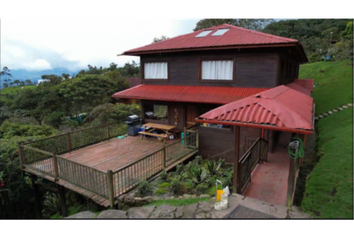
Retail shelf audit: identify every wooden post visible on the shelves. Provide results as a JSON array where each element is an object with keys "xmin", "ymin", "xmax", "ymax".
[
  {"xmin": 261, "ymin": 129, "xmax": 264, "ymax": 138},
  {"xmin": 258, "ymin": 140, "xmax": 261, "ymax": 162},
  {"xmin": 57, "ymin": 185, "xmax": 68, "ymax": 217},
  {"xmin": 53, "ymin": 152, "xmax": 59, "ymax": 181},
  {"xmin": 183, "ymin": 127, "xmax": 187, "ymax": 147},
  {"xmin": 18, "ymin": 142, "xmax": 24, "ymax": 169},
  {"xmin": 107, "ymin": 170, "xmax": 114, "ymax": 209},
  {"xmin": 162, "ymin": 145, "xmax": 166, "ymax": 168},
  {"xmin": 196, "ymin": 130, "xmax": 199, "ymax": 149},
  {"xmin": 30, "ymin": 174, "xmax": 43, "ymax": 219},
  {"xmin": 67, "ymin": 131, "xmax": 72, "ymax": 152},
  {"xmin": 233, "ymin": 126, "xmax": 240, "ymax": 194},
  {"xmin": 107, "ymin": 122, "xmax": 110, "ymax": 139}
]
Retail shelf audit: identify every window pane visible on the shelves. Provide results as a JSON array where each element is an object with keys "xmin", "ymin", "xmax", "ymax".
[
  {"xmin": 202, "ymin": 60, "xmax": 233, "ymax": 80},
  {"xmin": 154, "ymin": 105, "xmax": 168, "ymax": 121},
  {"xmin": 211, "ymin": 29, "xmax": 229, "ymax": 36},
  {"xmin": 144, "ymin": 62, "xmax": 168, "ymax": 79},
  {"xmin": 195, "ymin": 30, "xmax": 212, "ymax": 37}
]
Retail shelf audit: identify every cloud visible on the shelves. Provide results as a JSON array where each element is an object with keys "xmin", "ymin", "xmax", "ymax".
[{"xmin": 23, "ymin": 59, "xmax": 52, "ymax": 71}]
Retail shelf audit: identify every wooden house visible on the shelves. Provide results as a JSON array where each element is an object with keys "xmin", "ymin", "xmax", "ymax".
[{"xmin": 112, "ymin": 24, "xmax": 310, "ymax": 159}]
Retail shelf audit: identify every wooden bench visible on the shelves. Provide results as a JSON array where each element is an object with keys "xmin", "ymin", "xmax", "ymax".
[{"xmin": 138, "ymin": 131, "xmax": 170, "ymax": 143}]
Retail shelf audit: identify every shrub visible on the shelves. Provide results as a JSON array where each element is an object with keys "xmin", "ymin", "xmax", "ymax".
[
  {"xmin": 159, "ymin": 169, "xmax": 168, "ymax": 181},
  {"xmin": 196, "ymin": 183, "xmax": 210, "ymax": 194},
  {"xmin": 170, "ymin": 176, "xmax": 183, "ymax": 195},
  {"xmin": 158, "ymin": 182, "xmax": 171, "ymax": 188},
  {"xmin": 181, "ymin": 180, "xmax": 194, "ymax": 193},
  {"xmin": 136, "ymin": 181, "xmax": 153, "ymax": 197}
]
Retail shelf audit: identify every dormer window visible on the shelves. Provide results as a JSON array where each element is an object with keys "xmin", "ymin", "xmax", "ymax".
[
  {"xmin": 195, "ymin": 30, "xmax": 212, "ymax": 38},
  {"xmin": 211, "ymin": 29, "xmax": 229, "ymax": 36}
]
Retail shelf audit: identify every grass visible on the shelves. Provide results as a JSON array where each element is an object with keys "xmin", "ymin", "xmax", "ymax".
[
  {"xmin": 299, "ymin": 60, "xmax": 353, "ymax": 114},
  {"xmin": 144, "ymin": 197, "xmax": 210, "ymax": 207},
  {"xmin": 0, "ymin": 85, "xmax": 37, "ymax": 103},
  {"xmin": 300, "ymin": 60, "xmax": 353, "ymax": 218}
]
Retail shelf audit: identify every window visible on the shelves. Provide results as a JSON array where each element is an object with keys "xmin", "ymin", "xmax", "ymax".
[
  {"xmin": 201, "ymin": 60, "xmax": 233, "ymax": 80},
  {"xmin": 144, "ymin": 104, "xmax": 168, "ymax": 122},
  {"xmin": 195, "ymin": 30, "xmax": 212, "ymax": 37},
  {"xmin": 211, "ymin": 29, "xmax": 229, "ymax": 36},
  {"xmin": 144, "ymin": 62, "xmax": 168, "ymax": 79}
]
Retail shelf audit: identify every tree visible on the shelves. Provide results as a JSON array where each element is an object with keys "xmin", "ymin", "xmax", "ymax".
[
  {"xmin": 62, "ymin": 73, "xmax": 70, "ymax": 80},
  {"xmin": 25, "ymin": 79, "xmax": 32, "ymax": 85},
  {"xmin": 13, "ymin": 79, "xmax": 20, "ymax": 86},
  {"xmin": 19, "ymin": 81, "xmax": 25, "ymax": 86},
  {"xmin": 193, "ymin": 19, "xmax": 274, "ymax": 31},
  {"xmin": 153, "ymin": 36, "xmax": 169, "ymax": 43},
  {"xmin": 1, "ymin": 66, "xmax": 13, "ymax": 86},
  {"xmin": 3, "ymin": 83, "xmax": 8, "ymax": 88},
  {"xmin": 109, "ymin": 62, "xmax": 118, "ymax": 71},
  {"xmin": 41, "ymin": 74, "xmax": 62, "ymax": 85},
  {"xmin": 13, "ymin": 87, "xmax": 61, "ymax": 125},
  {"xmin": 59, "ymin": 74, "xmax": 129, "ymax": 116},
  {"xmin": 118, "ymin": 61, "xmax": 140, "ymax": 77}
]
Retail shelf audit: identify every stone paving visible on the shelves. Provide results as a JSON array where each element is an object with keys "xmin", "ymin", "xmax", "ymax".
[
  {"xmin": 67, "ymin": 193, "xmax": 312, "ymax": 219},
  {"xmin": 314, "ymin": 103, "xmax": 352, "ymax": 121}
]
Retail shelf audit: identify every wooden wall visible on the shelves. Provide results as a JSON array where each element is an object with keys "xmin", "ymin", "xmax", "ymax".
[{"xmin": 140, "ymin": 48, "xmax": 280, "ymax": 88}]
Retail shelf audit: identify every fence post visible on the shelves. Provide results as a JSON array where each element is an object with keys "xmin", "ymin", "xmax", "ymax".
[
  {"xmin": 107, "ymin": 170, "xmax": 114, "ymax": 209},
  {"xmin": 196, "ymin": 130, "xmax": 199, "ymax": 149},
  {"xmin": 18, "ymin": 142, "xmax": 24, "ymax": 169},
  {"xmin": 107, "ymin": 122, "xmax": 110, "ymax": 139},
  {"xmin": 53, "ymin": 152, "xmax": 59, "ymax": 181},
  {"xmin": 67, "ymin": 131, "xmax": 72, "ymax": 152},
  {"xmin": 183, "ymin": 127, "xmax": 187, "ymax": 147},
  {"xmin": 162, "ymin": 145, "xmax": 166, "ymax": 168}
]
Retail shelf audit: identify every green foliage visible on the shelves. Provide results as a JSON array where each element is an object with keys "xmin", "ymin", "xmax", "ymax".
[
  {"xmin": 42, "ymin": 192, "xmax": 61, "ymax": 218},
  {"xmin": 111, "ymin": 103, "xmax": 141, "ymax": 121},
  {"xmin": 194, "ymin": 19, "xmax": 274, "ymax": 31},
  {"xmin": 263, "ymin": 19, "xmax": 351, "ymax": 62},
  {"xmin": 159, "ymin": 169, "xmax": 168, "ymax": 182},
  {"xmin": 136, "ymin": 181, "xmax": 153, "ymax": 197},
  {"xmin": 170, "ymin": 175, "xmax": 183, "ymax": 195},
  {"xmin": 186, "ymin": 162, "xmax": 208, "ymax": 184},
  {"xmin": 204, "ymin": 159, "xmax": 223, "ymax": 175},
  {"xmin": 195, "ymin": 183, "xmax": 209, "ymax": 194},
  {"xmin": 0, "ymin": 122, "xmax": 56, "ymax": 139}
]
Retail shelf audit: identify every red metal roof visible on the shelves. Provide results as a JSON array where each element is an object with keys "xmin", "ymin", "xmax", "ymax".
[
  {"xmin": 111, "ymin": 84, "xmax": 269, "ymax": 105},
  {"xmin": 196, "ymin": 85, "xmax": 314, "ymax": 134},
  {"xmin": 123, "ymin": 24, "xmax": 299, "ymax": 55},
  {"xmin": 286, "ymin": 82, "xmax": 311, "ymax": 96},
  {"xmin": 294, "ymin": 79, "xmax": 314, "ymax": 92}
]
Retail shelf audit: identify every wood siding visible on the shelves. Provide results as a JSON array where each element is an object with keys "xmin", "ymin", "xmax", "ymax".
[{"xmin": 141, "ymin": 49, "xmax": 281, "ymax": 88}]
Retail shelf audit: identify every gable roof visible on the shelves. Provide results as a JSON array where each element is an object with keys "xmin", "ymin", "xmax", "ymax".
[
  {"xmin": 122, "ymin": 24, "xmax": 305, "ymax": 57},
  {"xmin": 111, "ymin": 84, "xmax": 269, "ymax": 105},
  {"xmin": 196, "ymin": 85, "xmax": 314, "ymax": 135}
]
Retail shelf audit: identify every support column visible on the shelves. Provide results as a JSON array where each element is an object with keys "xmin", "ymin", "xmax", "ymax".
[
  {"xmin": 30, "ymin": 174, "xmax": 43, "ymax": 219},
  {"xmin": 57, "ymin": 185, "xmax": 68, "ymax": 217},
  {"xmin": 233, "ymin": 126, "xmax": 240, "ymax": 194}
]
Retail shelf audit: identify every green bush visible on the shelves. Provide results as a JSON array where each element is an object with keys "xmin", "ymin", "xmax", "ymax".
[
  {"xmin": 0, "ymin": 122, "xmax": 56, "ymax": 139},
  {"xmin": 196, "ymin": 183, "xmax": 210, "ymax": 194},
  {"xmin": 158, "ymin": 182, "xmax": 171, "ymax": 188},
  {"xmin": 136, "ymin": 181, "xmax": 153, "ymax": 197}
]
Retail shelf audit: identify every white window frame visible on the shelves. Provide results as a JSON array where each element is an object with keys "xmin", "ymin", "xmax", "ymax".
[
  {"xmin": 144, "ymin": 62, "xmax": 168, "ymax": 80},
  {"xmin": 201, "ymin": 60, "xmax": 234, "ymax": 81}
]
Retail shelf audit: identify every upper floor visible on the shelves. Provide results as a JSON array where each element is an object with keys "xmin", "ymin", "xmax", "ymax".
[{"xmin": 121, "ymin": 24, "xmax": 308, "ymax": 89}]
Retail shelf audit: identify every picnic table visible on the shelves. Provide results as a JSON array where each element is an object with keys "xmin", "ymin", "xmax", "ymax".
[{"xmin": 138, "ymin": 123, "xmax": 176, "ymax": 143}]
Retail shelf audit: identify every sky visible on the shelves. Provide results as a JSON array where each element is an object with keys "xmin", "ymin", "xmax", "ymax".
[{"xmin": 1, "ymin": 19, "xmax": 200, "ymax": 71}]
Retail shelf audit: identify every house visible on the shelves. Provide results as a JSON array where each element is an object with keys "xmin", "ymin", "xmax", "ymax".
[{"xmin": 112, "ymin": 24, "xmax": 314, "ymax": 206}]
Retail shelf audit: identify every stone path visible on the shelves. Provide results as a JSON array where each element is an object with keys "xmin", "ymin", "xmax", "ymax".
[
  {"xmin": 315, "ymin": 103, "xmax": 352, "ymax": 121},
  {"xmin": 67, "ymin": 193, "xmax": 312, "ymax": 219}
]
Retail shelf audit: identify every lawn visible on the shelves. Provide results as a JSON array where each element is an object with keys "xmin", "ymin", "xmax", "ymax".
[
  {"xmin": 0, "ymin": 85, "xmax": 37, "ymax": 103},
  {"xmin": 300, "ymin": 60, "xmax": 353, "ymax": 218},
  {"xmin": 299, "ymin": 60, "xmax": 353, "ymax": 114}
]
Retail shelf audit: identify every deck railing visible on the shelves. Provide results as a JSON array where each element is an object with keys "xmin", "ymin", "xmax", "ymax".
[
  {"xmin": 24, "ymin": 121, "xmax": 126, "ymax": 155},
  {"xmin": 210, "ymin": 148, "xmax": 235, "ymax": 165},
  {"xmin": 237, "ymin": 138, "xmax": 268, "ymax": 194},
  {"xmin": 19, "ymin": 128, "xmax": 199, "ymax": 208}
]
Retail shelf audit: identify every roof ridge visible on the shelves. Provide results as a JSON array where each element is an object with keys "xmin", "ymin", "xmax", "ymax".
[{"xmin": 221, "ymin": 23, "xmax": 298, "ymax": 42}]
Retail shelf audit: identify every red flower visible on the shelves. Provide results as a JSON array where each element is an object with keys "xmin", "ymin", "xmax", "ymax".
[{"xmin": 0, "ymin": 180, "xmax": 4, "ymax": 187}]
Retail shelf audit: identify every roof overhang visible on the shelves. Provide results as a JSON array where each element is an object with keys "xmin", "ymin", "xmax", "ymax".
[
  {"xmin": 196, "ymin": 85, "xmax": 314, "ymax": 135},
  {"xmin": 112, "ymin": 84, "xmax": 269, "ymax": 105}
]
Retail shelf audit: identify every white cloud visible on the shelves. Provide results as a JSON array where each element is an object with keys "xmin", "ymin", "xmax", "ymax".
[
  {"xmin": 0, "ymin": 19, "xmax": 200, "ymax": 72},
  {"xmin": 23, "ymin": 59, "xmax": 52, "ymax": 71}
]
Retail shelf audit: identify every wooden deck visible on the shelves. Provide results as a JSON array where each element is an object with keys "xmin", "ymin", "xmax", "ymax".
[
  {"xmin": 22, "ymin": 133, "xmax": 198, "ymax": 207},
  {"xmin": 60, "ymin": 136, "xmax": 176, "ymax": 172}
]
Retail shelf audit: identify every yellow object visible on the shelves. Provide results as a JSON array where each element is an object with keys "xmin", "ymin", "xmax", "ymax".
[{"xmin": 216, "ymin": 190, "xmax": 225, "ymax": 202}]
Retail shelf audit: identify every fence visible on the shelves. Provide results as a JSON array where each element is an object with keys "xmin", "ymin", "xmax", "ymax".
[
  {"xmin": 19, "ymin": 128, "xmax": 198, "ymax": 208},
  {"xmin": 237, "ymin": 138, "xmax": 268, "ymax": 194}
]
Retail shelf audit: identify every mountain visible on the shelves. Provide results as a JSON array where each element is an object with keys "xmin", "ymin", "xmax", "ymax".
[{"xmin": 0, "ymin": 68, "xmax": 78, "ymax": 88}]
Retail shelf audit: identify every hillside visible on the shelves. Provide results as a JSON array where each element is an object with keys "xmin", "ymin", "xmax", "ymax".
[
  {"xmin": 299, "ymin": 60, "xmax": 353, "ymax": 218},
  {"xmin": 0, "ymin": 85, "xmax": 37, "ymax": 103}
]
